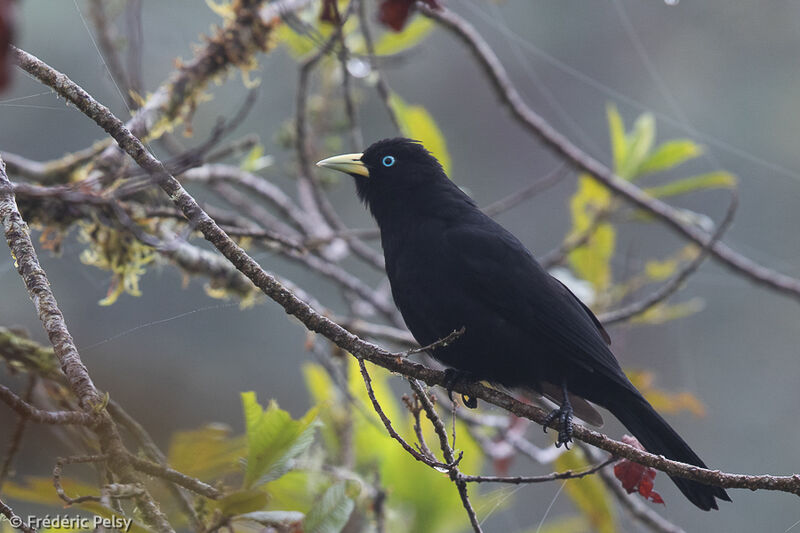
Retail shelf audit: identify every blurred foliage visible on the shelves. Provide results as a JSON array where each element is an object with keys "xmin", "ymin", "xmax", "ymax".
[
  {"xmin": 1, "ymin": 360, "xmax": 498, "ymax": 533},
  {"xmin": 565, "ymin": 104, "xmax": 735, "ymax": 319},
  {"xmin": 627, "ymin": 371, "xmax": 706, "ymax": 417},
  {"xmin": 554, "ymin": 450, "xmax": 616, "ymax": 533},
  {"xmin": 304, "ymin": 358, "xmax": 494, "ymax": 533}
]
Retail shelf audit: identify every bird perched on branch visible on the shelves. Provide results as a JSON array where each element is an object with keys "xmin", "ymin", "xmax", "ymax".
[{"xmin": 317, "ymin": 138, "xmax": 730, "ymax": 511}]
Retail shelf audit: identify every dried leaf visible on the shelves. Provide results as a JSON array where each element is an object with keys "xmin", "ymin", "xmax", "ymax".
[
  {"xmin": 613, "ymin": 436, "xmax": 665, "ymax": 505},
  {"xmin": 378, "ymin": 0, "xmax": 440, "ymax": 32}
]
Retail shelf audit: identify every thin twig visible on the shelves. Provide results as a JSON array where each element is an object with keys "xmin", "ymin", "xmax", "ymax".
[
  {"xmin": 88, "ymin": 0, "xmax": 133, "ymax": 108},
  {"xmin": 1, "ymin": 141, "xmax": 111, "ymax": 184},
  {"xmin": 407, "ymin": 379, "xmax": 482, "ymax": 533},
  {"xmin": 0, "ymin": 497, "xmax": 37, "ymax": 533},
  {"xmin": 401, "ymin": 394, "xmax": 437, "ymax": 461},
  {"xmin": 482, "ymin": 164, "xmax": 568, "ymax": 217},
  {"xmin": 125, "ymin": 454, "xmax": 223, "ymax": 500},
  {"xmin": 333, "ymin": 0, "xmax": 364, "ymax": 150},
  {"xmin": 357, "ymin": 0, "xmax": 400, "ymax": 130},
  {"xmin": 600, "ymin": 189, "xmax": 738, "ymax": 325},
  {"xmin": 0, "ymin": 378, "xmax": 94, "ymax": 426},
  {"xmin": 0, "ymin": 376, "xmax": 37, "ymax": 490},
  {"xmin": 53, "ymin": 455, "xmax": 108, "ymax": 505},
  {"xmin": 356, "ymin": 359, "xmax": 450, "ymax": 469},
  {"xmin": 459, "ymin": 456, "xmax": 615, "ymax": 484},
  {"xmin": 124, "ymin": 0, "xmax": 144, "ymax": 101},
  {"xmin": 401, "ymin": 327, "xmax": 464, "ymax": 357},
  {"xmin": 1, "ymin": 150, "xmax": 174, "ymax": 533}
]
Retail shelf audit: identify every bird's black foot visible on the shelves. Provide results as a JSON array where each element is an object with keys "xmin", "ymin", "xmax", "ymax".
[
  {"xmin": 542, "ymin": 386, "xmax": 574, "ymax": 449},
  {"xmin": 442, "ymin": 368, "xmax": 478, "ymax": 409}
]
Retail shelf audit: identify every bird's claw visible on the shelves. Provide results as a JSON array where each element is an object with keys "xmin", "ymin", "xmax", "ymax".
[
  {"xmin": 442, "ymin": 368, "xmax": 478, "ymax": 409},
  {"xmin": 542, "ymin": 402, "xmax": 574, "ymax": 449}
]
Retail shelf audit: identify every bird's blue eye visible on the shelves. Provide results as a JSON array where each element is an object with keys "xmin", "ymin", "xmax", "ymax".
[{"xmin": 382, "ymin": 155, "xmax": 396, "ymax": 167}]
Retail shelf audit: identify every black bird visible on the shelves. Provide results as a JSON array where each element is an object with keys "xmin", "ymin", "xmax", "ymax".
[{"xmin": 317, "ymin": 138, "xmax": 730, "ymax": 511}]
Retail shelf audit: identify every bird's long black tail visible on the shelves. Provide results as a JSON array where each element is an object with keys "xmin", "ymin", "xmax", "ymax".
[{"xmin": 607, "ymin": 392, "xmax": 731, "ymax": 511}]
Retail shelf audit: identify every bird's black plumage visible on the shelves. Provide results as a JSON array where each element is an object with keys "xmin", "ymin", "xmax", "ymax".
[{"xmin": 317, "ymin": 138, "xmax": 730, "ymax": 511}]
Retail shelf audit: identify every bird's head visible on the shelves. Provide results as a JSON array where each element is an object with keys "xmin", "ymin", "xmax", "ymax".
[{"xmin": 316, "ymin": 138, "xmax": 448, "ymax": 207}]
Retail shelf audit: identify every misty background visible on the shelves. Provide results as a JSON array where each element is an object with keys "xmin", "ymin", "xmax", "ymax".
[{"xmin": 2, "ymin": 0, "xmax": 800, "ymax": 531}]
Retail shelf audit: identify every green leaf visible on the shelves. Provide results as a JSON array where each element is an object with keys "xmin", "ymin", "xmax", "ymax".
[
  {"xmin": 302, "ymin": 482, "xmax": 355, "ymax": 533},
  {"xmin": 644, "ymin": 171, "xmax": 736, "ymax": 198},
  {"xmin": 638, "ymin": 139, "xmax": 703, "ymax": 175},
  {"xmin": 241, "ymin": 391, "xmax": 318, "ymax": 488},
  {"xmin": 554, "ymin": 451, "xmax": 616, "ymax": 533},
  {"xmin": 389, "ymin": 93, "xmax": 452, "ymax": 175},
  {"xmin": 214, "ymin": 489, "xmax": 269, "ymax": 516},
  {"xmin": 373, "ymin": 17, "xmax": 434, "ymax": 55},
  {"xmin": 567, "ymin": 175, "xmax": 615, "ymax": 291}
]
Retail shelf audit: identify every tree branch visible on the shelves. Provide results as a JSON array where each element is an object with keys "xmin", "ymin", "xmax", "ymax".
[
  {"xmin": 419, "ymin": 3, "xmax": 800, "ymax": 302},
  {"xmin": 0, "ymin": 384, "xmax": 93, "ymax": 426},
  {"xmin": 0, "ymin": 153, "xmax": 174, "ymax": 533}
]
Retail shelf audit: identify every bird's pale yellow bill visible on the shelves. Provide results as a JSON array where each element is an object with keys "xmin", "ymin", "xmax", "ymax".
[{"xmin": 315, "ymin": 153, "xmax": 369, "ymax": 177}]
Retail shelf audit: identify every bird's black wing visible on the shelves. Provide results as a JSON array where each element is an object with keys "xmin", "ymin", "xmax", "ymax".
[{"xmin": 443, "ymin": 221, "xmax": 619, "ymax": 377}]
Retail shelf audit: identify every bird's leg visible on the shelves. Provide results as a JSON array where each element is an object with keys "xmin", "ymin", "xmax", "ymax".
[
  {"xmin": 442, "ymin": 368, "xmax": 479, "ymax": 409},
  {"xmin": 542, "ymin": 381, "xmax": 574, "ymax": 449}
]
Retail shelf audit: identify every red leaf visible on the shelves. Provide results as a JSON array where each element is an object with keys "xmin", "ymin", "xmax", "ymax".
[
  {"xmin": 378, "ymin": 0, "xmax": 441, "ymax": 32},
  {"xmin": 0, "ymin": 0, "xmax": 14, "ymax": 91},
  {"xmin": 613, "ymin": 436, "xmax": 665, "ymax": 505},
  {"xmin": 319, "ymin": 0, "xmax": 340, "ymax": 24}
]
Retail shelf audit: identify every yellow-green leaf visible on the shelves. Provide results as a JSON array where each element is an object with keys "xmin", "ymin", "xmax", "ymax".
[
  {"xmin": 644, "ymin": 171, "xmax": 736, "ymax": 199},
  {"xmin": 389, "ymin": 94, "xmax": 451, "ymax": 175},
  {"xmin": 241, "ymin": 392, "xmax": 318, "ymax": 488},
  {"xmin": 167, "ymin": 425, "xmax": 246, "ymax": 482},
  {"xmin": 606, "ymin": 104, "xmax": 626, "ymax": 173},
  {"xmin": 618, "ymin": 112, "xmax": 655, "ymax": 180},
  {"xmin": 644, "ymin": 257, "xmax": 679, "ymax": 282},
  {"xmin": 567, "ymin": 175, "xmax": 615, "ymax": 291},
  {"xmin": 639, "ymin": 139, "xmax": 703, "ymax": 175},
  {"xmin": 553, "ymin": 451, "xmax": 616, "ymax": 533},
  {"xmin": 373, "ymin": 17, "xmax": 434, "ymax": 55},
  {"xmin": 631, "ymin": 297, "xmax": 705, "ymax": 325},
  {"xmin": 627, "ymin": 370, "xmax": 707, "ymax": 417}
]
